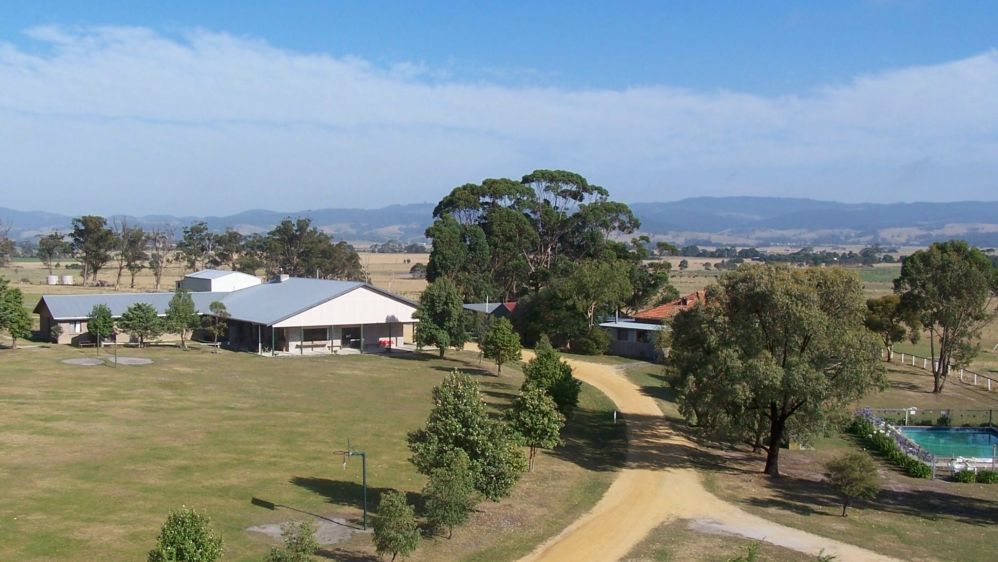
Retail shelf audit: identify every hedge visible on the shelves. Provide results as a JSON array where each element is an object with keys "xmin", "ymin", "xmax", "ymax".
[
  {"xmin": 847, "ymin": 417, "xmax": 932, "ymax": 479},
  {"xmin": 955, "ymin": 469, "xmax": 998, "ymax": 484}
]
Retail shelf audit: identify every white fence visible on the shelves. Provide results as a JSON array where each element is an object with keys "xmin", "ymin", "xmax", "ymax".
[{"xmin": 885, "ymin": 350, "xmax": 998, "ymax": 393}]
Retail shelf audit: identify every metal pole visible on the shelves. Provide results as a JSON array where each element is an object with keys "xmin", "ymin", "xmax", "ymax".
[{"xmin": 361, "ymin": 451, "xmax": 368, "ymax": 530}]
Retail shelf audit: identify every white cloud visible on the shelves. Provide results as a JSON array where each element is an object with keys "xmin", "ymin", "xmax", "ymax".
[{"xmin": 1, "ymin": 26, "xmax": 996, "ymax": 215}]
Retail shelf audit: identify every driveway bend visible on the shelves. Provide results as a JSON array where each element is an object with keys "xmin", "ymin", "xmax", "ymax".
[{"xmin": 516, "ymin": 358, "xmax": 901, "ymax": 562}]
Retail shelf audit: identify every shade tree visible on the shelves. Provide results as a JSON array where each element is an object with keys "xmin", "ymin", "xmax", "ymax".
[
  {"xmin": 372, "ymin": 490, "xmax": 420, "ymax": 561},
  {"xmin": 669, "ymin": 266, "xmax": 885, "ymax": 476},
  {"xmin": 479, "ymin": 317, "xmax": 521, "ymax": 374},
  {"xmin": 506, "ymin": 387, "xmax": 565, "ymax": 471},
  {"xmin": 413, "ymin": 278, "xmax": 467, "ymax": 357},
  {"xmin": 118, "ymin": 302, "xmax": 164, "ymax": 347},
  {"xmin": 165, "ymin": 289, "xmax": 199, "ymax": 350}
]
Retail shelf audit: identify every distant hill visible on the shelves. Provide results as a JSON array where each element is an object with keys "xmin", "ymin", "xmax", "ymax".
[{"xmin": 3, "ymin": 197, "xmax": 997, "ymax": 246}]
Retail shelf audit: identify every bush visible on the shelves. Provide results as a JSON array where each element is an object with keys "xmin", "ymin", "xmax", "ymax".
[
  {"xmin": 825, "ymin": 451, "xmax": 880, "ymax": 516},
  {"xmin": 570, "ymin": 327, "xmax": 609, "ymax": 355},
  {"xmin": 265, "ymin": 520, "xmax": 318, "ymax": 562},
  {"xmin": 954, "ymin": 470, "xmax": 978, "ymax": 483},
  {"xmin": 148, "ymin": 507, "xmax": 223, "ymax": 562},
  {"xmin": 847, "ymin": 416, "xmax": 932, "ymax": 479},
  {"xmin": 977, "ymin": 470, "xmax": 998, "ymax": 484}
]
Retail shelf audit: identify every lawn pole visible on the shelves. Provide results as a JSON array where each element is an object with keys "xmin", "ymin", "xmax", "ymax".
[{"xmin": 343, "ymin": 441, "xmax": 368, "ymax": 530}]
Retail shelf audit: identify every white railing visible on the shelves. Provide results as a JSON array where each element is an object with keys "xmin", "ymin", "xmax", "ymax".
[{"xmin": 884, "ymin": 350, "xmax": 997, "ymax": 393}]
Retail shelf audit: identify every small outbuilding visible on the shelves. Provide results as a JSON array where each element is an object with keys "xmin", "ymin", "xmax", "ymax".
[{"xmin": 178, "ymin": 269, "xmax": 262, "ymax": 293}]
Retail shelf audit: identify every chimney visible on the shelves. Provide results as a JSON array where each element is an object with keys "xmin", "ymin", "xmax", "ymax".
[{"xmin": 273, "ymin": 273, "xmax": 290, "ymax": 283}]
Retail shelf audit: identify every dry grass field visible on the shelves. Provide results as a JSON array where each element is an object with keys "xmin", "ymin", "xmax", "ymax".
[{"xmin": 0, "ymin": 345, "xmax": 623, "ymax": 562}]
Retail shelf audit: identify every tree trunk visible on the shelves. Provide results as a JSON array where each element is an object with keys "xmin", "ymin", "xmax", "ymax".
[
  {"xmin": 497, "ymin": 361, "xmax": 502, "ymax": 375},
  {"xmin": 528, "ymin": 446, "xmax": 536, "ymax": 472},
  {"xmin": 130, "ymin": 271, "xmax": 137, "ymax": 289},
  {"xmin": 763, "ymin": 412, "xmax": 786, "ymax": 476},
  {"xmin": 438, "ymin": 346, "xmax": 446, "ymax": 358},
  {"xmin": 841, "ymin": 498, "xmax": 850, "ymax": 517},
  {"xmin": 885, "ymin": 345, "xmax": 893, "ymax": 362},
  {"xmin": 115, "ymin": 263, "xmax": 124, "ymax": 290}
]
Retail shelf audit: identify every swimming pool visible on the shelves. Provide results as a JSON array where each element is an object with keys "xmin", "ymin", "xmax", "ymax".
[{"xmin": 900, "ymin": 427, "xmax": 998, "ymax": 459}]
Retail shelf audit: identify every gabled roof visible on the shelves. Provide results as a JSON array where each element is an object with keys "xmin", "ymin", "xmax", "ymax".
[
  {"xmin": 632, "ymin": 291, "xmax": 705, "ymax": 322},
  {"xmin": 36, "ymin": 277, "xmax": 418, "ymax": 326},
  {"xmin": 463, "ymin": 301, "xmax": 517, "ymax": 315},
  {"xmin": 217, "ymin": 278, "xmax": 366, "ymax": 325},
  {"xmin": 185, "ymin": 269, "xmax": 259, "ymax": 281},
  {"xmin": 35, "ymin": 292, "xmax": 228, "ymax": 320}
]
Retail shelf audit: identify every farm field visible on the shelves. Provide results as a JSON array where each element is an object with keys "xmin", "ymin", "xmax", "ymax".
[
  {"xmin": 0, "ymin": 345, "xmax": 622, "ymax": 562},
  {"xmin": 625, "ymin": 361, "xmax": 998, "ymax": 562}
]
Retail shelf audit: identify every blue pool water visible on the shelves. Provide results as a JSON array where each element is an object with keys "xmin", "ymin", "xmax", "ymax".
[{"xmin": 900, "ymin": 427, "xmax": 998, "ymax": 459}]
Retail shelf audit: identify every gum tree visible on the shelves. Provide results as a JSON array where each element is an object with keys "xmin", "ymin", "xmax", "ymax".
[
  {"xmin": 895, "ymin": 240, "xmax": 998, "ymax": 393},
  {"xmin": 669, "ymin": 265, "xmax": 885, "ymax": 476}
]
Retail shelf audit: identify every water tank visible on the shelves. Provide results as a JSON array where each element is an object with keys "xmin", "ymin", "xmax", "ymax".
[
  {"xmin": 61, "ymin": 275, "xmax": 74, "ymax": 285},
  {"xmin": 46, "ymin": 275, "xmax": 58, "ymax": 285}
]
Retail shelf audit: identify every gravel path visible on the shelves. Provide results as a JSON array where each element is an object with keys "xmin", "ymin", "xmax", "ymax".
[
  {"xmin": 61, "ymin": 358, "xmax": 104, "ymax": 366},
  {"xmin": 516, "ymin": 357, "xmax": 901, "ymax": 562}
]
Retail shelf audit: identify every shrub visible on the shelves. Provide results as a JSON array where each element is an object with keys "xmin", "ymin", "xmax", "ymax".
[
  {"xmin": 148, "ymin": 507, "xmax": 223, "ymax": 562},
  {"xmin": 936, "ymin": 413, "xmax": 951, "ymax": 427},
  {"xmin": 975, "ymin": 470, "xmax": 998, "ymax": 484},
  {"xmin": 954, "ymin": 470, "xmax": 978, "ymax": 483},
  {"xmin": 570, "ymin": 327, "xmax": 609, "ymax": 355},
  {"xmin": 265, "ymin": 520, "xmax": 318, "ymax": 562},
  {"xmin": 372, "ymin": 490, "xmax": 420, "ymax": 561},
  {"xmin": 847, "ymin": 416, "xmax": 932, "ymax": 479},
  {"xmin": 825, "ymin": 451, "xmax": 880, "ymax": 516}
]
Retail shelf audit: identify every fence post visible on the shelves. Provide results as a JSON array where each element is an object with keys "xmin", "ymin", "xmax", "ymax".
[
  {"xmin": 900, "ymin": 353, "xmax": 905, "ymax": 363},
  {"xmin": 974, "ymin": 373, "xmax": 978, "ymax": 385}
]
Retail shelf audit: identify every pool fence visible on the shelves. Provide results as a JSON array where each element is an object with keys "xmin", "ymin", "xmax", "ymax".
[{"xmin": 884, "ymin": 350, "xmax": 998, "ymax": 393}]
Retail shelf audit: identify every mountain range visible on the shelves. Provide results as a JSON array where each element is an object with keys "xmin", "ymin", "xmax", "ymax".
[{"xmin": 3, "ymin": 198, "xmax": 997, "ymax": 247}]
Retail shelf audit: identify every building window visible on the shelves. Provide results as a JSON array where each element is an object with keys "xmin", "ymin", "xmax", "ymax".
[
  {"xmin": 637, "ymin": 331, "xmax": 650, "ymax": 343},
  {"xmin": 303, "ymin": 327, "xmax": 327, "ymax": 342},
  {"xmin": 72, "ymin": 321, "xmax": 82, "ymax": 334}
]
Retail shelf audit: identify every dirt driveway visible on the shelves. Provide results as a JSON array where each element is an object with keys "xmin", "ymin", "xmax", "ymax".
[{"xmin": 516, "ymin": 358, "xmax": 901, "ymax": 562}]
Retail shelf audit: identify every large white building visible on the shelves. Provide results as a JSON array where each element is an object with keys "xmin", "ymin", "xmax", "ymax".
[{"xmin": 35, "ymin": 270, "xmax": 418, "ymax": 353}]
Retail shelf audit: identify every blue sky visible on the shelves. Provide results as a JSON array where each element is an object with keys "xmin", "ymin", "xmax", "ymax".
[{"xmin": 1, "ymin": 1, "xmax": 997, "ymax": 214}]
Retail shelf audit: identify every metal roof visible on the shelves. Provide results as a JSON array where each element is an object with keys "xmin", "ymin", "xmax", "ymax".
[
  {"xmin": 36, "ymin": 277, "xmax": 417, "ymax": 326},
  {"xmin": 36, "ymin": 292, "xmax": 229, "ymax": 320},
  {"xmin": 598, "ymin": 320, "xmax": 667, "ymax": 332},
  {"xmin": 216, "ymin": 278, "xmax": 366, "ymax": 325},
  {"xmin": 185, "ymin": 269, "xmax": 258, "ymax": 280},
  {"xmin": 463, "ymin": 303, "xmax": 502, "ymax": 314}
]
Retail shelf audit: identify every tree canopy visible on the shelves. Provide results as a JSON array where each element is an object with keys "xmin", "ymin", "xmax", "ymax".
[
  {"xmin": 425, "ymin": 170, "xmax": 675, "ymax": 342},
  {"xmin": 521, "ymin": 335, "xmax": 581, "ymax": 416},
  {"xmin": 0, "ymin": 277, "xmax": 32, "ymax": 348},
  {"xmin": 118, "ymin": 302, "xmax": 164, "ymax": 347},
  {"xmin": 894, "ymin": 240, "xmax": 998, "ymax": 393},
  {"xmin": 147, "ymin": 507, "xmax": 223, "ymax": 562},
  {"xmin": 372, "ymin": 490, "xmax": 420, "ymax": 561},
  {"xmin": 413, "ymin": 278, "xmax": 467, "ymax": 357},
  {"xmin": 407, "ymin": 371, "xmax": 526, "ymax": 501},
  {"xmin": 864, "ymin": 294, "xmax": 919, "ymax": 362},
  {"xmin": 669, "ymin": 265, "xmax": 885, "ymax": 476},
  {"xmin": 70, "ymin": 215, "xmax": 116, "ymax": 286},
  {"xmin": 479, "ymin": 317, "xmax": 521, "ymax": 374},
  {"xmin": 264, "ymin": 218, "xmax": 364, "ymax": 280},
  {"xmin": 166, "ymin": 289, "xmax": 199, "ymax": 350},
  {"xmin": 87, "ymin": 304, "xmax": 114, "ymax": 348},
  {"xmin": 506, "ymin": 387, "xmax": 565, "ymax": 471}
]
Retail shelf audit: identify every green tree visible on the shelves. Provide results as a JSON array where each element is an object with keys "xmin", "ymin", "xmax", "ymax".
[
  {"xmin": 894, "ymin": 240, "xmax": 998, "ymax": 393},
  {"xmin": 413, "ymin": 278, "xmax": 467, "ymax": 357},
  {"xmin": 121, "ymin": 225, "xmax": 149, "ymax": 289},
  {"xmin": 422, "ymin": 449, "xmax": 477, "ymax": 538},
  {"xmin": 480, "ymin": 317, "xmax": 521, "ymax": 374},
  {"xmin": 87, "ymin": 304, "xmax": 115, "ymax": 349},
  {"xmin": 264, "ymin": 520, "xmax": 319, "ymax": 562},
  {"xmin": 560, "ymin": 259, "xmax": 633, "ymax": 329},
  {"xmin": 211, "ymin": 228, "xmax": 244, "ymax": 270},
  {"xmin": 678, "ymin": 259, "xmax": 689, "ymax": 271},
  {"xmin": 825, "ymin": 452, "xmax": 880, "ymax": 516},
  {"xmin": 669, "ymin": 266, "xmax": 885, "ymax": 476},
  {"xmin": 71, "ymin": 215, "xmax": 116, "ymax": 286},
  {"xmin": 264, "ymin": 217, "xmax": 364, "ymax": 280},
  {"xmin": 407, "ymin": 371, "xmax": 527, "ymax": 500},
  {"xmin": 0, "ymin": 278, "xmax": 32, "ymax": 348},
  {"xmin": 506, "ymin": 387, "xmax": 565, "ymax": 471},
  {"xmin": 166, "ymin": 289, "xmax": 200, "ymax": 350},
  {"xmin": 147, "ymin": 228, "xmax": 174, "ymax": 291},
  {"xmin": 177, "ymin": 221, "xmax": 215, "ymax": 272},
  {"xmin": 118, "ymin": 302, "xmax": 164, "ymax": 347},
  {"xmin": 372, "ymin": 490, "xmax": 420, "ymax": 562},
  {"xmin": 521, "ymin": 336, "xmax": 581, "ymax": 416},
  {"xmin": 37, "ymin": 232, "xmax": 69, "ymax": 275},
  {"xmin": 147, "ymin": 507, "xmax": 223, "ymax": 562},
  {"xmin": 207, "ymin": 301, "xmax": 229, "ymax": 345},
  {"xmin": 864, "ymin": 294, "xmax": 920, "ymax": 362},
  {"xmin": 0, "ymin": 222, "xmax": 12, "ymax": 267}
]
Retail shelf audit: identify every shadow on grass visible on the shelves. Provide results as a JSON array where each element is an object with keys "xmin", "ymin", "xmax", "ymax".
[
  {"xmin": 316, "ymin": 548, "xmax": 379, "ymax": 561},
  {"xmin": 746, "ymin": 474, "xmax": 998, "ymax": 526},
  {"xmin": 249, "ymin": 497, "xmax": 362, "ymax": 530},
  {"xmin": 290, "ymin": 477, "xmax": 425, "ymax": 514}
]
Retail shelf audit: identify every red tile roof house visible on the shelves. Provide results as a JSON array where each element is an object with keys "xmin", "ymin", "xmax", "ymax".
[{"xmin": 599, "ymin": 291, "xmax": 705, "ymax": 360}]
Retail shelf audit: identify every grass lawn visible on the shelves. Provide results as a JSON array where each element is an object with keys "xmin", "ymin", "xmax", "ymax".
[
  {"xmin": 0, "ymin": 345, "xmax": 622, "ymax": 561},
  {"xmin": 624, "ymin": 519, "xmax": 810, "ymax": 562},
  {"xmin": 627, "ymin": 358, "xmax": 998, "ymax": 562}
]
